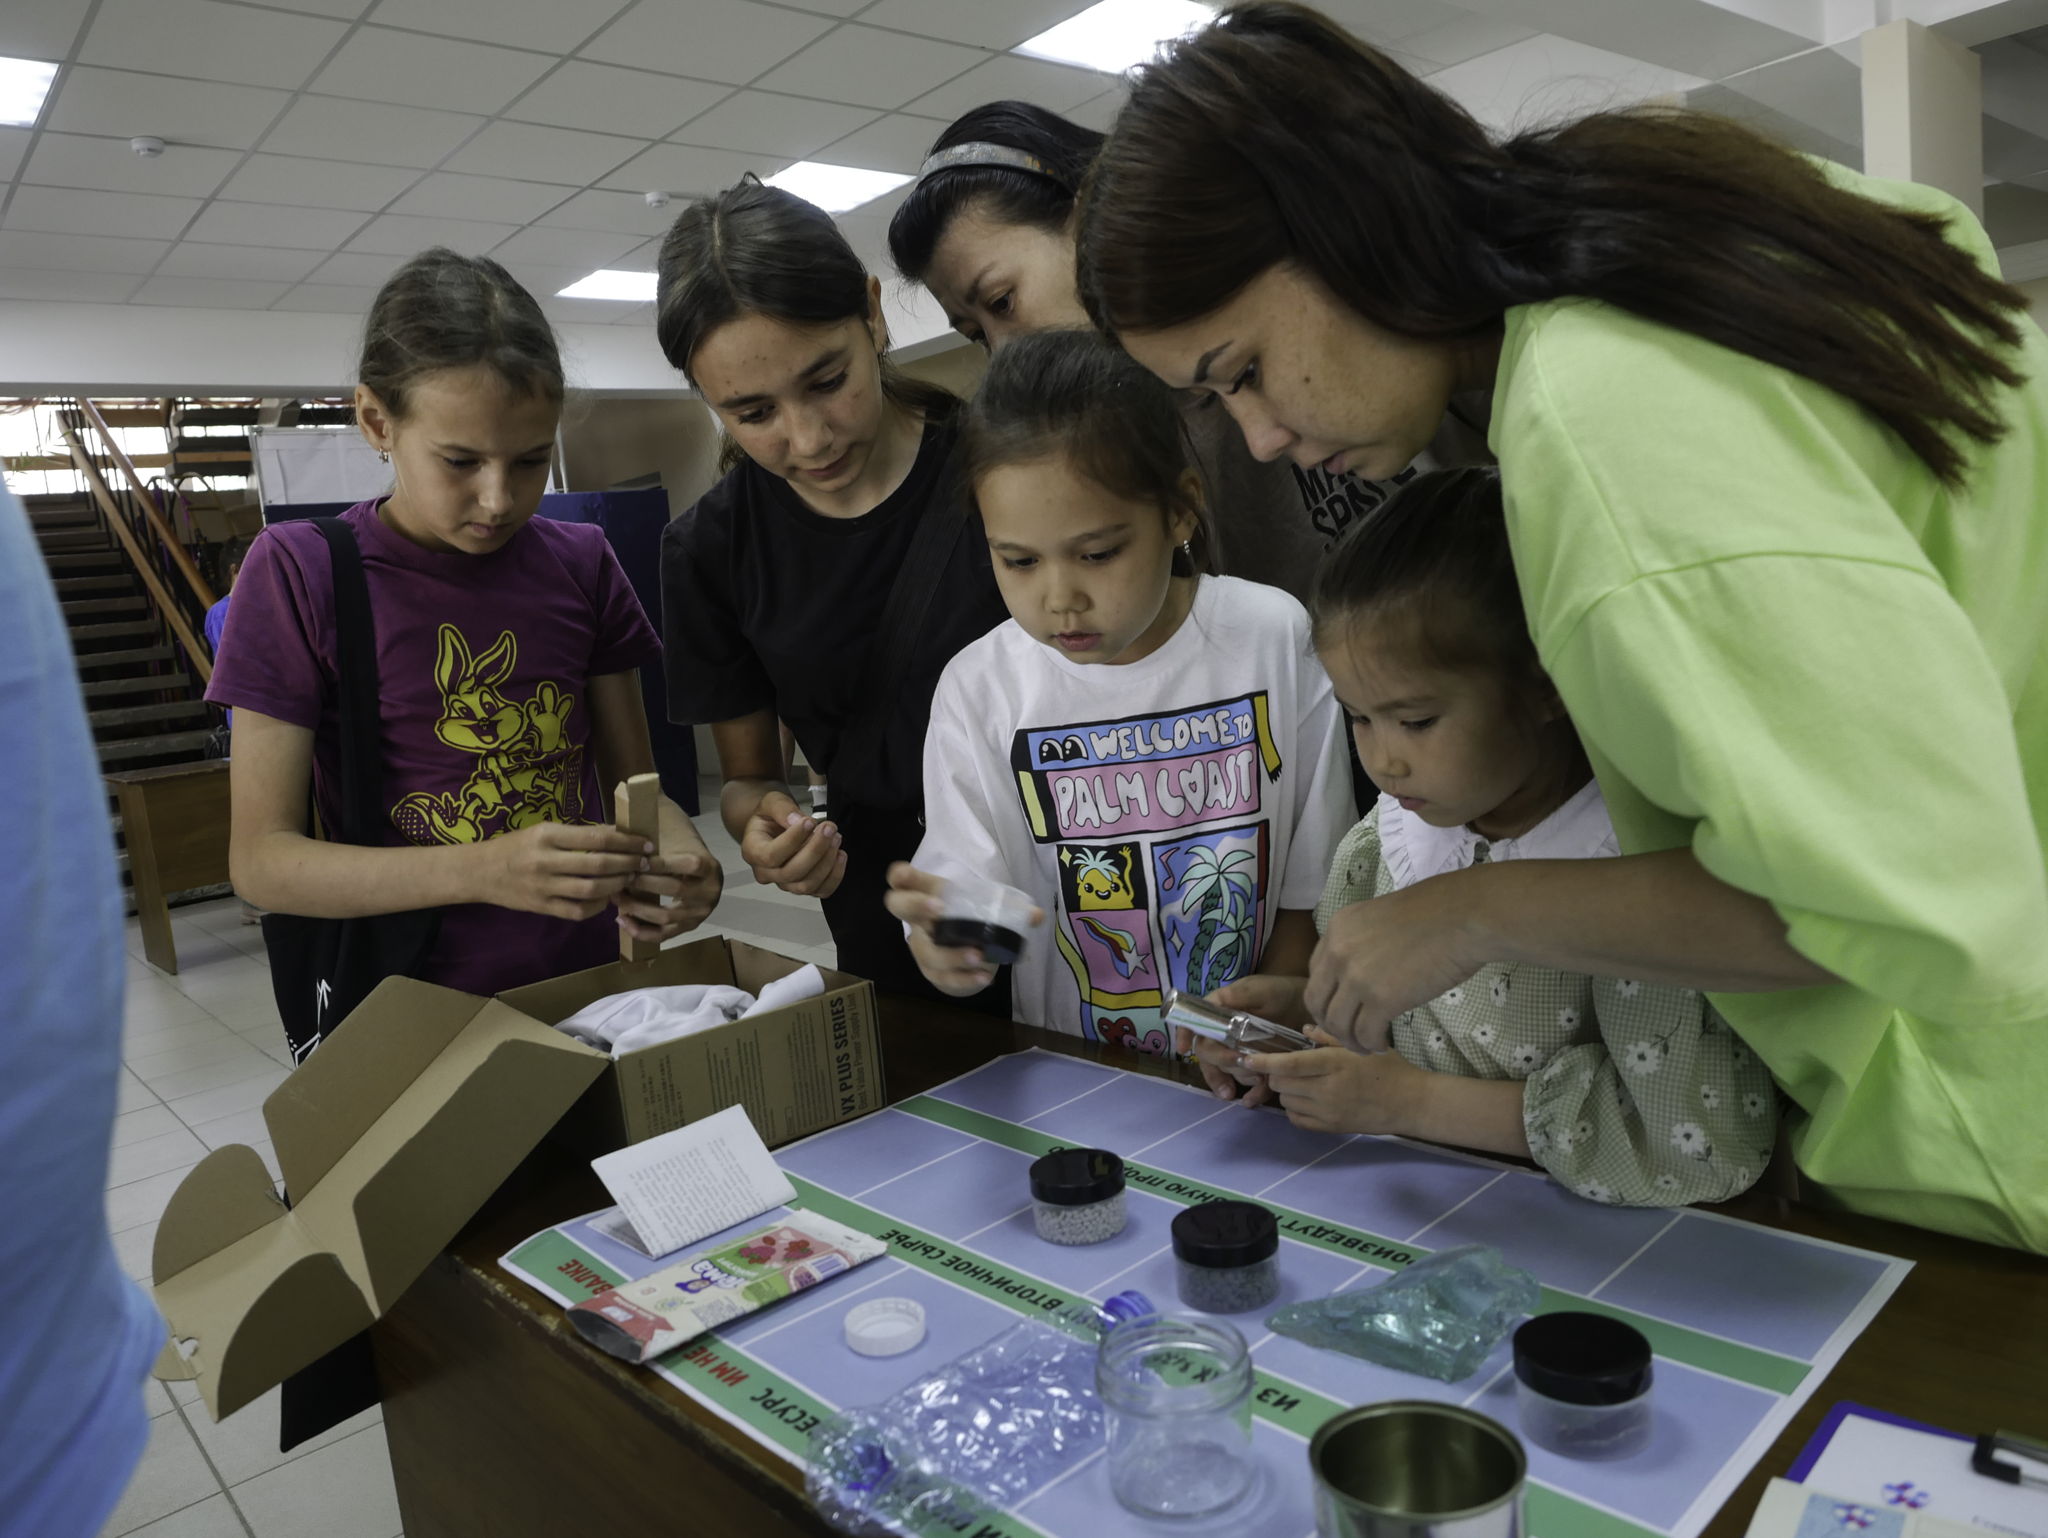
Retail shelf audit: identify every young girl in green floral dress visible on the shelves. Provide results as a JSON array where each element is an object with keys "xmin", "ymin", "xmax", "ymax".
[{"xmin": 1191, "ymin": 468, "xmax": 1777, "ymax": 1206}]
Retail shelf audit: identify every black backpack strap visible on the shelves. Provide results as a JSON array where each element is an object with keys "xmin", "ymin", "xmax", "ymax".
[{"xmin": 306, "ymin": 518, "xmax": 384, "ymax": 846}]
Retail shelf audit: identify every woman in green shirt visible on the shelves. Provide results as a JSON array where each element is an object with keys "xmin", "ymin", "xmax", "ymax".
[{"xmin": 1076, "ymin": 1, "xmax": 2048, "ymax": 1253}]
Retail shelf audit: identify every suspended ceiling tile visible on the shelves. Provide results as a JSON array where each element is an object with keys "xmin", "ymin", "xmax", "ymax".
[
  {"xmin": 155, "ymin": 241, "xmax": 329, "ymax": 282},
  {"xmin": 580, "ymin": 0, "xmax": 837, "ymax": 87},
  {"xmin": 369, "ymin": 0, "xmax": 631, "ymax": 54},
  {"xmin": 390, "ymin": 171, "xmax": 578, "ymax": 223},
  {"xmin": 501, "ymin": 61, "xmax": 729, "ymax": 141},
  {"xmin": 496, "ymin": 262, "xmax": 593, "ymax": 299},
  {"xmin": 854, "ymin": 0, "xmax": 1095, "ymax": 51},
  {"xmin": 1429, "ymin": 33, "xmax": 1706, "ymax": 132},
  {"xmin": 260, "ymin": 96, "xmax": 486, "ymax": 169},
  {"xmin": 270, "ymin": 281, "xmax": 380, "ymax": 313},
  {"xmin": 0, "ymin": 128, "xmax": 28, "ymax": 183},
  {"xmin": 79, "ymin": 0, "xmax": 349, "ymax": 90},
  {"xmin": 0, "ymin": 228, "xmax": 170, "ymax": 274},
  {"xmin": 535, "ymin": 187, "xmax": 679, "ymax": 236},
  {"xmin": 443, "ymin": 119, "xmax": 651, "ymax": 185},
  {"xmin": 253, "ymin": 0, "xmax": 377, "ymax": 14},
  {"xmin": 756, "ymin": 24, "xmax": 990, "ymax": 111},
  {"xmin": 3, "ymin": 184, "xmax": 202, "ymax": 239},
  {"xmin": 903, "ymin": 51, "xmax": 1110, "ymax": 121},
  {"xmin": 218, "ymin": 154, "xmax": 426, "ymax": 213},
  {"xmin": 23, "ymin": 131, "xmax": 241, "ymax": 198},
  {"xmin": 304, "ymin": 249, "xmax": 412, "ymax": 286},
  {"xmin": 490, "ymin": 223, "xmax": 646, "ymax": 270},
  {"xmin": 1715, "ymin": 42, "xmax": 1864, "ymax": 149},
  {"xmin": 0, "ymin": 0, "xmax": 91, "ymax": 61},
  {"xmin": 344, "ymin": 210, "xmax": 522, "ymax": 255},
  {"xmin": 1315, "ymin": 0, "xmax": 1471, "ymax": 46},
  {"xmin": 45, "ymin": 66, "xmax": 293, "ymax": 151},
  {"xmin": 1398, "ymin": 13, "xmax": 1539, "ymax": 70},
  {"xmin": 670, "ymin": 90, "xmax": 880, "ymax": 159},
  {"xmin": 813, "ymin": 112, "xmax": 943, "ymax": 175},
  {"xmin": 309, "ymin": 27, "xmax": 556, "ymax": 116},
  {"xmin": 184, "ymin": 199, "xmax": 372, "ymax": 250},
  {"xmin": 0, "ymin": 266, "xmax": 144, "ymax": 301},
  {"xmin": 131, "ymin": 274, "xmax": 293, "ymax": 309},
  {"xmin": 542, "ymin": 293, "xmax": 644, "ymax": 324},
  {"xmin": 1067, "ymin": 84, "xmax": 1127, "ymax": 134},
  {"xmin": 599, "ymin": 141, "xmax": 789, "ymax": 196}
]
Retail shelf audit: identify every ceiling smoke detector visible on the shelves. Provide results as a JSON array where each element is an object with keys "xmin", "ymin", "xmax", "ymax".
[
  {"xmin": 130, "ymin": 136, "xmax": 166, "ymax": 158},
  {"xmin": 644, "ymin": 190, "xmax": 669, "ymax": 209}
]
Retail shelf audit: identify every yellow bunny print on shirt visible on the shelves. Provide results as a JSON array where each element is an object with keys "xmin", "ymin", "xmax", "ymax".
[{"xmin": 391, "ymin": 622, "xmax": 585, "ymax": 846}]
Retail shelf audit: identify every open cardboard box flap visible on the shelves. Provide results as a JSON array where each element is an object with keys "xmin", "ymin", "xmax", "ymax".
[{"xmin": 150, "ymin": 976, "xmax": 609, "ymax": 1420}]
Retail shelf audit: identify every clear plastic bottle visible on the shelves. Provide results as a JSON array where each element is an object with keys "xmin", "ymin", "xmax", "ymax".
[
  {"xmin": 807, "ymin": 1292, "xmax": 1156, "ymax": 1536},
  {"xmin": 1097, "ymin": 1314, "xmax": 1256, "ymax": 1519}
]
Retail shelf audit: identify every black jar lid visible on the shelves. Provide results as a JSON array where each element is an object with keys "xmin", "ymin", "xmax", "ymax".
[
  {"xmin": 1513, "ymin": 1312, "xmax": 1654, "ymax": 1406},
  {"xmin": 1030, "ymin": 1147, "xmax": 1124, "ymax": 1206},
  {"xmin": 1171, "ymin": 1200, "xmax": 1279, "ymax": 1268}
]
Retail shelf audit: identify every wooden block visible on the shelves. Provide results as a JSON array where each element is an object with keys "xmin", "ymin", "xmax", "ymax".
[{"xmin": 614, "ymin": 774, "xmax": 662, "ymax": 966}]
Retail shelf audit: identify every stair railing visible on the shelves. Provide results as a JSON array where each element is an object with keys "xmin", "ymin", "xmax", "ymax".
[
  {"xmin": 78, "ymin": 398, "xmax": 218, "ymax": 618},
  {"xmin": 57, "ymin": 416, "xmax": 215, "ymax": 686}
]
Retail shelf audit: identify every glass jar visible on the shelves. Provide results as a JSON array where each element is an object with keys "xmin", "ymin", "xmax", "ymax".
[
  {"xmin": 1096, "ymin": 1315, "xmax": 1256, "ymax": 1518},
  {"xmin": 1029, "ymin": 1147, "xmax": 1127, "ymax": 1245}
]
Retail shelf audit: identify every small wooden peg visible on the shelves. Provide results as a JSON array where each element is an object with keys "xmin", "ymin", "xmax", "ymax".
[{"xmin": 615, "ymin": 772, "xmax": 662, "ymax": 965}]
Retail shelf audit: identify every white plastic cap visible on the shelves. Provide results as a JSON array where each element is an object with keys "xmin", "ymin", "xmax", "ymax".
[{"xmin": 845, "ymin": 1297, "xmax": 926, "ymax": 1357}]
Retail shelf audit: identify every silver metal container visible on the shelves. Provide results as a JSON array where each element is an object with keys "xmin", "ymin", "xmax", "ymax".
[{"xmin": 1309, "ymin": 1402, "xmax": 1526, "ymax": 1538}]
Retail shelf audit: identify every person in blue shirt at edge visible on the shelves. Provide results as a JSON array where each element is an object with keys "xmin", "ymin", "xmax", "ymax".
[{"xmin": 0, "ymin": 482, "xmax": 162, "ymax": 1536}]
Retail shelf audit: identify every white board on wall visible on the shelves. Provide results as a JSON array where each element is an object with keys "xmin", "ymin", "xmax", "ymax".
[
  {"xmin": 250, "ymin": 426, "xmax": 391, "ymax": 510},
  {"xmin": 250, "ymin": 425, "xmax": 566, "ymax": 510}
]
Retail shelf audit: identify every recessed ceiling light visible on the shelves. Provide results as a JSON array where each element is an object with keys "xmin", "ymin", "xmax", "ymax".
[
  {"xmin": 764, "ymin": 161, "xmax": 913, "ymax": 215},
  {"xmin": 1014, "ymin": 0, "xmax": 1214, "ymax": 75},
  {"xmin": 558, "ymin": 269, "xmax": 657, "ymax": 301},
  {"xmin": 0, "ymin": 56, "xmax": 58, "ymax": 128}
]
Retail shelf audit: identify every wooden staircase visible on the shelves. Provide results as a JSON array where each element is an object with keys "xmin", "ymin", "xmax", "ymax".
[{"xmin": 26, "ymin": 489, "xmax": 226, "ymax": 906}]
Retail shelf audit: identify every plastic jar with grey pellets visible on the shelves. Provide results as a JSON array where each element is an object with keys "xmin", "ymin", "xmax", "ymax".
[
  {"xmin": 1029, "ymin": 1147, "xmax": 1128, "ymax": 1245},
  {"xmin": 1172, "ymin": 1200, "xmax": 1280, "ymax": 1314}
]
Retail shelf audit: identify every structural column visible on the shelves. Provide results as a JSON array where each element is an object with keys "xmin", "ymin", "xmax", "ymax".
[{"xmin": 1861, "ymin": 18, "xmax": 1984, "ymax": 218}]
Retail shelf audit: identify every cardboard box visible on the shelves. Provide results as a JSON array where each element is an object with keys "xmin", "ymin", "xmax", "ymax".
[
  {"xmin": 151, "ymin": 936, "xmax": 886, "ymax": 1420},
  {"xmin": 509, "ymin": 936, "xmax": 886, "ymax": 1154},
  {"xmin": 150, "ymin": 979, "xmax": 609, "ymax": 1420}
]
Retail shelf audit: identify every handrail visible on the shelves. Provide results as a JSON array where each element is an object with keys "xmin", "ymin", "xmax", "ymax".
[
  {"xmin": 59, "ymin": 423, "xmax": 214, "ymax": 686},
  {"xmin": 78, "ymin": 398, "xmax": 218, "ymax": 610}
]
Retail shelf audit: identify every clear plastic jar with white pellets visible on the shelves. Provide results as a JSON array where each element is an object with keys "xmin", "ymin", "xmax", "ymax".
[
  {"xmin": 1172, "ymin": 1199, "xmax": 1280, "ymax": 1314},
  {"xmin": 1029, "ymin": 1147, "xmax": 1127, "ymax": 1245}
]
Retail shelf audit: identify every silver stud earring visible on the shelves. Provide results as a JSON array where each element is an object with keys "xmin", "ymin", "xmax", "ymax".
[
  {"xmin": 378, "ymin": 449, "xmax": 390, "ymax": 463},
  {"xmin": 1180, "ymin": 540, "xmax": 1193, "ymax": 558}
]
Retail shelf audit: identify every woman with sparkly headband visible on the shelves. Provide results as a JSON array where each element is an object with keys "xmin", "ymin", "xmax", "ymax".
[
  {"xmin": 1075, "ymin": 1, "xmax": 2048, "ymax": 1253},
  {"xmin": 887, "ymin": 101, "xmax": 1491, "ymax": 612}
]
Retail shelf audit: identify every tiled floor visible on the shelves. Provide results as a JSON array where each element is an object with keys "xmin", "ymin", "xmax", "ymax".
[{"xmin": 101, "ymin": 784, "xmax": 832, "ymax": 1538}]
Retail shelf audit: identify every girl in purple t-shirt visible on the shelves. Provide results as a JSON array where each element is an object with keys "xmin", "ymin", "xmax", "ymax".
[{"xmin": 208, "ymin": 251, "xmax": 721, "ymax": 1001}]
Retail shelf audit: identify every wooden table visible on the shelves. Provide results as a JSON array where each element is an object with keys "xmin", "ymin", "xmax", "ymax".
[
  {"xmin": 373, "ymin": 999, "xmax": 2048, "ymax": 1538},
  {"xmin": 106, "ymin": 759, "xmax": 231, "ymax": 975}
]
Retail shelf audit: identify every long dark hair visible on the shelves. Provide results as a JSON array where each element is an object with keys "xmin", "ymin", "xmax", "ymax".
[
  {"xmin": 888, "ymin": 102, "xmax": 1103, "ymax": 282},
  {"xmin": 959, "ymin": 328, "xmax": 1208, "ymax": 575},
  {"xmin": 1077, "ymin": 1, "xmax": 2029, "ymax": 485},
  {"xmin": 360, "ymin": 248, "xmax": 562, "ymax": 419},
  {"xmin": 656, "ymin": 178, "xmax": 957, "ymax": 469},
  {"xmin": 1311, "ymin": 467, "xmax": 1528, "ymax": 677}
]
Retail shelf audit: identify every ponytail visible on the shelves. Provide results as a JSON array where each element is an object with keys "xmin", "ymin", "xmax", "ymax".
[{"xmin": 1078, "ymin": 0, "xmax": 2029, "ymax": 485}]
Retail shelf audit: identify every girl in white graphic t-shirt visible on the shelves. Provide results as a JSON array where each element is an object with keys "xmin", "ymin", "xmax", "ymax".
[{"xmin": 886, "ymin": 329, "xmax": 1349, "ymax": 1053}]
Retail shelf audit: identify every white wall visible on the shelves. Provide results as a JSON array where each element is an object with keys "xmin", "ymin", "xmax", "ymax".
[
  {"xmin": 0, "ymin": 265, "xmax": 955, "ymax": 397},
  {"xmin": 2018, "ymin": 276, "xmax": 2048, "ymax": 333}
]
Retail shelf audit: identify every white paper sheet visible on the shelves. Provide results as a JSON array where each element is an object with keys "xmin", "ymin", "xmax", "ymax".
[
  {"xmin": 1796, "ymin": 1414, "xmax": 2048, "ymax": 1538},
  {"xmin": 589, "ymin": 1104, "xmax": 797, "ymax": 1260}
]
